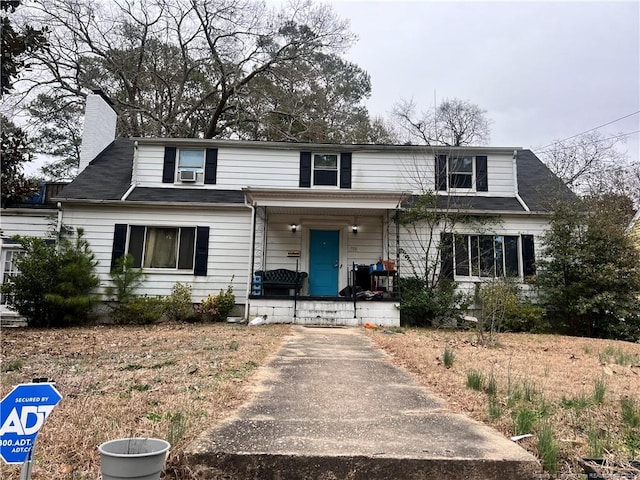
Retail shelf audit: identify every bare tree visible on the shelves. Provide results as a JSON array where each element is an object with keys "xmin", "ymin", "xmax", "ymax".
[
  {"xmin": 539, "ymin": 131, "xmax": 640, "ymax": 206},
  {"xmin": 17, "ymin": 0, "xmax": 356, "ymax": 138},
  {"xmin": 392, "ymin": 98, "xmax": 491, "ymax": 146}
]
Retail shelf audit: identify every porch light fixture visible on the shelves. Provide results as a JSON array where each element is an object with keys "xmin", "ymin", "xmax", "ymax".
[
  {"xmin": 352, "ymin": 225, "xmax": 358, "ymax": 235},
  {"xmin": 290, "ymin": 224, "xmax": 298, "ymax": 233}
]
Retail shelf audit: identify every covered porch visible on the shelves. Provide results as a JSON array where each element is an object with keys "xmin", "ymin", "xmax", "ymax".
[{"xmin": 243, "ymin": 188, "xmax": 407, "ymax": 326}]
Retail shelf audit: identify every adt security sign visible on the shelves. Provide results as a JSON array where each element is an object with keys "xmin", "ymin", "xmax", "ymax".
[{"xmin": 0, "ymin": 383, "xmax": 62, "ymax": 464}]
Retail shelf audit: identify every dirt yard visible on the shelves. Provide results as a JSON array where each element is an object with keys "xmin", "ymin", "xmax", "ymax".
[
  {"xmin": 367, "ymin": 328, "xmax": 640, "ymax": 476},
  {"xmin": 0, "ymin": 323, "xmax": 290, "ymax": 480},
  {"xmin": 1, "ymin": 324, "xmax": 638, "ymax": 479}
]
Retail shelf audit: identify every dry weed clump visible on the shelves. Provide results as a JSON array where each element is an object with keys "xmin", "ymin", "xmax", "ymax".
[
  {"xmin": 0, "ymin": 323, "xmax": 290, "ymax": 480},
  {"xmin": 367, "ymin": 328, "xmax": 640, "ymax": 475}
]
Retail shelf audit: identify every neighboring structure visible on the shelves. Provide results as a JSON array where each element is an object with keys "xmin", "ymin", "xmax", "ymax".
[
  {"xmin": 0, "ymin": 183, "xmax": 67, "ymax": 324},
  {"xmin": 4, "ymin": 92, "xmax": 574, "ymax": 326}
]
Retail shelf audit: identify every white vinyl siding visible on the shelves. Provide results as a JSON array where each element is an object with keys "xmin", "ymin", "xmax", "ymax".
[
  {"xmin": 0, "ymin": 211, "xmax": 56, "ymax": 238},
  {"xmin": 136, "ymin": 145, "xmax": 517, "ymax": 194},
  {"xmin": 61, "ymin": 205, "xmax": 252, "ymax": 302},
  {"xmin": 262, "ymin": 215, "xmax": 386, "ymax": 293}
]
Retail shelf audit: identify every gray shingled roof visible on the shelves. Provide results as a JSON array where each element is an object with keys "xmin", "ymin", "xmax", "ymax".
[
  {"xmin": 57, "ymin": 138, "xmax": 134, "ymax": 201},
  {"xmin": 57, "ymin": 139, "xmax": 572, "ymax": 211},
  {"xmin": 402, "ymin": 194, "xmax": 526, "ymax": 212},
  {"xmin": 439, "ymin": 195, "xmax": 525, "ymax": 211},
  {"xmin": 516, "ymin": 149, "xmax": 576, "ymax": 211},
  {"xmin": 126, "ymin": 187, "xmax": 244, "ymax": 204}
]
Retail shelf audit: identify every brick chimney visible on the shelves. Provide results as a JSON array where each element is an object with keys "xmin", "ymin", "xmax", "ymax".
[{"xmin": 79, "ymin": 90, "xmax": 117, "ymax": 172}]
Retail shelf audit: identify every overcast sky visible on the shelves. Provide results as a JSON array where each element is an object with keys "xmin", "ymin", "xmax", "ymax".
[{"xmin": 327, "ymin": 0, "xmax": 640, "ymax": 161}]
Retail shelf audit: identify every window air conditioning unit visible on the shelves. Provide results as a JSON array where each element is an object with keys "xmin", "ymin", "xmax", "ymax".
[{"xmin": 178, "ymin": 170, "xmax": 196, "ymax": 182}]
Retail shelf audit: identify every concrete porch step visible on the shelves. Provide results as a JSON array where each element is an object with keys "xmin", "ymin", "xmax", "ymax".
[{"xmin": 250, "ymin": 298, "xmax": 401, "ymax": 327}]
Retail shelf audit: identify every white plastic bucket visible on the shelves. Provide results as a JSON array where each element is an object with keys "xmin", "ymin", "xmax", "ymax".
[{"xmin": 98, "ymin": 438, "xmax": 170, "ymax": 480}]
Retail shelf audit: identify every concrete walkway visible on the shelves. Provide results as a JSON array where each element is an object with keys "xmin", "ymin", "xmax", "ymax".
[{"xmin": 185, "ymin": 326, "xmax": 540, "ymax": 479}]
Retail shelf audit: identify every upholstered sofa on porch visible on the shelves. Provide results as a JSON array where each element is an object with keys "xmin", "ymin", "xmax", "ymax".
[{"xmin": 253, "ymin": 269, "xmax": 308, "ymax": 296}]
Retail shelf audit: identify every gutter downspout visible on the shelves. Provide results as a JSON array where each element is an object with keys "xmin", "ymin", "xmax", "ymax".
[
  {"xmin": 244, "ymin": 193, "xmax": 256, "ymax": 321},
  {"xmin": 513, "ymin": 150, "xmax": 530, "ymax": 212},
  {"xmin": 121, "ymin": 141, "xmax": 138, "ymax": 201}
]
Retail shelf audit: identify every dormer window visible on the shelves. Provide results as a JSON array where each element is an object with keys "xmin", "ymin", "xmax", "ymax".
[
  {"xmin": 177, "ymin": 149, "xmax": 205, "ymax": 183},
  {"xmin": 313, "ymin": 153, "xmax": 338, "ymax": 186},
  {"xmin": 449, "ymin": 157, "xmax": 473, "ymax": 189},
  {"xmin": 436, "ymin": 154, "xmax": 488, "ymax": 192},
  {"xmin": 299, "ymin": 151, "xmax": 352, "ymax": 188},
  {"xmin": 162, "ymin": 146, "xmax": 218, "ymax": 185}
]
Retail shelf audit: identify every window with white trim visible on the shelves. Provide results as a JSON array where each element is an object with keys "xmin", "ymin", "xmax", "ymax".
[
  {"xmin": 453, "ymin": 234, "xmax": 520, "ymax": 278},
  {"xmin": 128, "ymin": 226, "xmax": 196, "ymax": 270},
  {"xmin": 448, "ymin": 156, "xmax": 474, "ymax": 189},
  {"xmin": 313, "ymin": 153, "xmax": 339, "ymax": 186},
  {"xmin": 1, "ymin": 249, "xmax": 25, "ymax": 306},
  {"xmin": 177, "ymin": 149, "xmax": 205, "ymax": 183}
]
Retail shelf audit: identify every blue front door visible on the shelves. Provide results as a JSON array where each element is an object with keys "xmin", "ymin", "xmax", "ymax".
[{"xmin": 309, "ymin": 230, "xmax": 340, "ymax": 296}]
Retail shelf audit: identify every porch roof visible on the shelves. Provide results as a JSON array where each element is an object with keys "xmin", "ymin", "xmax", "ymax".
[{"xmin": 243, "ymin": 187, "xmax": 408, "ymax": 210}]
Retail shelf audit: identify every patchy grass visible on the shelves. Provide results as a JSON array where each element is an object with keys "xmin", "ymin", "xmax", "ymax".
[
  {"xmin": 367, "ymin": 328, "xmax": 640, "ymax": 475},
  {"xmin": 0, "ymin": 323, "xmax": 290, "ymax": 480}
]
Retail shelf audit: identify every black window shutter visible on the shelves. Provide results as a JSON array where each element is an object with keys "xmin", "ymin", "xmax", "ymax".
[
  {"xmin": 194, "ymin": 226, "xmax": 210, "ymax": 276},
  {"xmin": 440, "ymin": 232, "xmax": 454, "ymax": 280},
  {"xmin": 162, "ymin": 146, "xmax": 177, "ymax": 183},
  {"xmin": 522, "ymin": 235, "xmax": 536, "ymax": 277},
  {"xmin": 339, "ymin": 152, "xmax": 352, "ymax": 189},
  {"xmin": 204, "ymin": 148, "xmax": 218, "ymax": 184},
  {"xmin": 111, "ymin": 224, "xmax": 128, "ymax": 270},
  {"xmin": 300, "ymin": 152, "xmax": 312, "ymax": 187},
  {"xmin": 436, "ymin": 155, "xmax": 447, "ymax": 191},
  {"xmin": 476, "ymin": 155, "xmax": 488, "ymax": 191}
]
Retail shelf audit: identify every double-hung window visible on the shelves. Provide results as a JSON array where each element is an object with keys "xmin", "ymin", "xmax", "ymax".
[
  {"xmin": 177, "ymin": 149, "xmax": 205, "ymax": 183},
  {"xmin": 436, "ymin": 154, "xmax": 488, "ymax": 192},
  {"xmin": 128, "ymin": 226, "xmax": 196, "ymax": 270},
  {"xmin": 453, "ymin": 234, "xmax": 521, "ymax": 278},
  {"xmin": 448, "ymin": 157, "xmax": 474, "ymax": 189},
  {"xmin": 299, "ymin": 151, "xmax": 352, "ymax": 188},
  {"xmin": 313, "ymin": 153, "xmax": 339, "ymax": 186}
]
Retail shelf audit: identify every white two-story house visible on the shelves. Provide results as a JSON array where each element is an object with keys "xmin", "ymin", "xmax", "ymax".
[{"xmin": 36, "ymin": 92, "xmax": 572, "ymax": 326}]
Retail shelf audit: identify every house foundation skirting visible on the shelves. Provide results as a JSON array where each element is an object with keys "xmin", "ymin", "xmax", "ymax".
[{"xmin": 248, "ymin": 298, "xmax": 400, "ymax": 327}]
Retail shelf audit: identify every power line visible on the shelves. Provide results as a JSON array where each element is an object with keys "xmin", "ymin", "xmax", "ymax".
[
  {"xmin": 539, "ymin": 111, "xmax": 640, "ymax": 149},
  {"xmin": 537, "ymin": 130, "xmax": 640, "ymax": 154}
]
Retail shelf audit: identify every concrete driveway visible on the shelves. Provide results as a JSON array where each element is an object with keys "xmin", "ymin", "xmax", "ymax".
[{"xmin": 186, "ymin": 326, "xmax": 540, "ymax": 479}]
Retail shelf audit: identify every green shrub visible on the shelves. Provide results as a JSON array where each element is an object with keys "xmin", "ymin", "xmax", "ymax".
[
  {"xmin": 502, "ymin": 299, "xmax": 545, "ymax": 333},
  {"xmin": 474, "ymin": 279, "xmax": 545, "ymax": 341},
  {"xmin": 196, "ymin": 280, "xmax": 235, "ymax": 322},
  {"xmin": 106, "ymin": 254, "xmax": 145, "ymax": 302},
  {"xmin": 399, "ymin": 277, "xmax": 469, "ymax": 327},
  {"xmin": 112, "ymin": 295, "xmax": 166, "ymax": 325},
  {"xmin": 2, "ymin": 228, "xmax": 99, "ymax": 327},
  {"xmin": 165, "ymin": 282, "xmax": 194, "ymax": 322}
]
